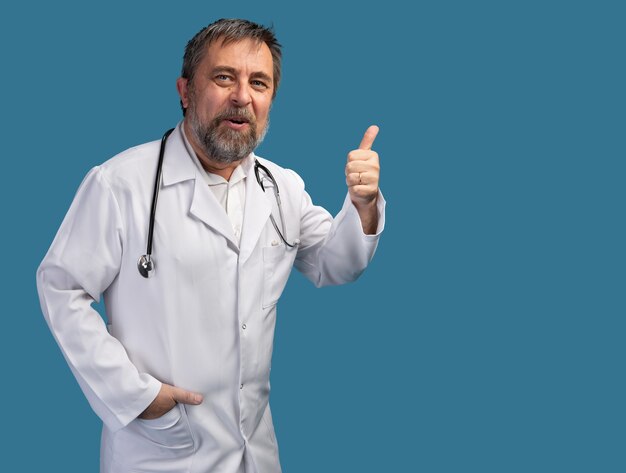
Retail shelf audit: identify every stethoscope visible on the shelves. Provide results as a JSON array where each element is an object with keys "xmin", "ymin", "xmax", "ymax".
[{"xmin": 138, "ymin": 128, "xmax": 299, "ymax": 278}]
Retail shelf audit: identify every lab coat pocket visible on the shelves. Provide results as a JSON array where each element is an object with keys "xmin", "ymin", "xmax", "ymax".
[
  {"xmin": 134, "ymin": 404, "xmax": 194, "ymax": 449},
  {"xmin": 112, "ymin": 404, "xmax": 195, "ymax": 471},
  {"xmin": 137, "ymin": 404, "xmax": 183, "ymax": 431},
  {"xmin": 262, "ymin": 245, "xmax": 288, "ymax": 309}
]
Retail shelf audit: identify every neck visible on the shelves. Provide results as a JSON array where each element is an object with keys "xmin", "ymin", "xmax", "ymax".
[{"xmin": 182, "ymin": 120, "xmax": 242, "ymax": 181}]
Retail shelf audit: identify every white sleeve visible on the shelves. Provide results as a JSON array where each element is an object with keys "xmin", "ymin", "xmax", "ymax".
[
  {"xmin": 36, "ymin": 167, "xmax": 161, "ymax": 432},
  {"xmin": 295, "ymin": 182, "xmax": 386, "ymax": 287}
]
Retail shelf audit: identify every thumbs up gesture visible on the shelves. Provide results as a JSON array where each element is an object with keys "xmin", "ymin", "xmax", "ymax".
[{"xmin": 345, "ymin": 125, "xmax": 380, "ymax": 234}]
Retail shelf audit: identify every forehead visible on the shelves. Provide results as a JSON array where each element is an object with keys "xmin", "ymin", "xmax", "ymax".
[{"xmin": 199, "ymin": 38, "xmax": 274, "ymax": 78}]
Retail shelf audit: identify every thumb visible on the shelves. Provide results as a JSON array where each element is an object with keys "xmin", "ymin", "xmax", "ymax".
[
  {"xmin": 358, "ymin": 125, "xmax": 380, "ymax": 150},
  {"xmin": 170, "ymin": 386, "xmax": 203, "ymax": 405}
]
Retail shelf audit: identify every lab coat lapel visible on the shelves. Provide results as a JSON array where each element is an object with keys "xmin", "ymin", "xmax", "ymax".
[
  {"xmin": 161, "ymin": 125, "xmax": 238, "ymax": 248},
  {"xmin": 239, "ymin": 157, "xmax": 272, "ymax": 264},
  {"xmin": 189, "ymin": 180, "xmax": 238, "ymax": 248}
]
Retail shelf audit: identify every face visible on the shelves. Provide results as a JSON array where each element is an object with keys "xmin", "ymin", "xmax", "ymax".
[{"xmin": 177, "ymin": 38, "xmax": 275, "ymax": 165}]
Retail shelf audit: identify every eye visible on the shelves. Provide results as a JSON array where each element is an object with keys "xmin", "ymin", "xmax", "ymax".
[
  {"xmin": 215, "ymin": 74, "xmax": 233, "ymax": 84},
  {"xmin": 251, "ymin": 80, "xmax": 269, "ymax": 90}
]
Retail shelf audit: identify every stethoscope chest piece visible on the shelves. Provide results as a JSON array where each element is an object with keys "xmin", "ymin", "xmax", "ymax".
[{"xmin": 138, "ymin": 255, "xmax": 155, "ymax": 278}]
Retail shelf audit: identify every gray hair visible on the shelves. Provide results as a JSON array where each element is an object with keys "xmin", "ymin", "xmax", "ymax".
[{"xmin": 182, "ymin": 18, "xmax": 282, "ymax": 101}]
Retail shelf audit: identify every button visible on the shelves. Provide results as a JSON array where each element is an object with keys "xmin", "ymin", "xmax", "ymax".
[
  {"xmin": 271, "ymin": 240, "xmax": 279, "ymax": 246},
  {"xmin": 240, "ymin": 384, "xmax": 244, "ymax": 389},
  {"xmin": 242, "ymin": 323, "xmax": 247, "ymax": 330}
]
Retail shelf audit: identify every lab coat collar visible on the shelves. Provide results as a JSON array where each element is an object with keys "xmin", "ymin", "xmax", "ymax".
[
  {"xmin": 161, "ymin": 123, "xmax": 238, "ymax": 248},
  {"xmin": 161, "ymin": 123, "xmax": 198, "ymax": 187},
  {"xmin": 160, "ymin": 123, "xmax": 274, "ymax": 255}
]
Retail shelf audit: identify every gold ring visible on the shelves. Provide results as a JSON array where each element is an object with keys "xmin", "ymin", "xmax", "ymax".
[{"xmin": 358, "ymin": 172, "xmax": 362, "ymax": 185}]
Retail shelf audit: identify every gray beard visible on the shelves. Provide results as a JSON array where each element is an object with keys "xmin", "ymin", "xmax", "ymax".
[{"xmin": 187, "ymin": 107, "xmax": 268, "ymax": 164}]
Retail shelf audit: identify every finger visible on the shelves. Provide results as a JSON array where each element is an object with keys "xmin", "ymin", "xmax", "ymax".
[
  {"xmin": 345, "ymin": 160, "xmax": 375, "ymax": 174},
  {"xmin": 170, "ymin": 386, "xmax": 203, "ymax": 405},
  {"xmin": 358, "ymin": 125, "xmax": 380, "ymax": 150},
  {"xmin": 347, "ymin": 171, "xmax": 373, "ymax": 187},
  {"xmin": 346, "ymin": 172, "xmax": 361, "ymax": 187}
]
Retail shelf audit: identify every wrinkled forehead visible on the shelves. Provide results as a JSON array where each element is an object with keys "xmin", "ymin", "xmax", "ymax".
[{"xmin": 203, "ymin": 37, "xmax": 271, "ymax": 67}]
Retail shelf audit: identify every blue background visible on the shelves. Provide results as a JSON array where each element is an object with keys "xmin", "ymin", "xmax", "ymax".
[{"xmin": 1, "ymin": 0, "xmax": 624, "ymax": 471}]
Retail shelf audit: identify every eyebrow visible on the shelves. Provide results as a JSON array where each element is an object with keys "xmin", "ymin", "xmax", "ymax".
[
  {"xmin": 211, "ymin": 66, "xmax": 273, "ymax": 85},
  {"xmin": 211, "ymin": 66, "xmax": 237, "ymax": 76}
]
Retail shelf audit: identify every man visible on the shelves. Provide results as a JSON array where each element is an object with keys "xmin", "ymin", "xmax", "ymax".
[{"xmin": 37, "ymin": 18, "xmax": 384, "ymax": 473}]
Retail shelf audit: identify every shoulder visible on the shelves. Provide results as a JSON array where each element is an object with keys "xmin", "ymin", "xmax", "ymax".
[
  {"xmin": 92, "ymin": 139, "xmax": 162, "ymax": 196},
  {"xmin": 85, "ymin": 139, "xmax": 161, "ymax": 199},
  {"xmin": 99, "ymin": 141, "xmax": 160, "ymax": 180}
]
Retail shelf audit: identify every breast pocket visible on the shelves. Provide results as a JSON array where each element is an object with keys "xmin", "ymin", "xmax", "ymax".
[{"xmin": 262, "ymin": 245, "xmax": 292, "ymax": 309}]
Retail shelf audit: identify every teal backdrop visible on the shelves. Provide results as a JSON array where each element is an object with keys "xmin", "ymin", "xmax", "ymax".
[{"xmin": 1, "ymin": 0, "xmax": 624, "ymax": 471}]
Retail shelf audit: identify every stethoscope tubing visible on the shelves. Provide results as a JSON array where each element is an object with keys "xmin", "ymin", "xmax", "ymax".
[
  {"xmin": 254, "ymin": 160, "xmax": 298, "ymax": 248},
  {"xmin": 147, "ymin": 128, "xmax": 175, "ymax": 257}
]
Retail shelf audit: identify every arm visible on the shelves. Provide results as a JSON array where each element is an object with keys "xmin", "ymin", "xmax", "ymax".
[
  {"xmin": 294, "ymin": 126, "xmax": 385, "ymax": 287},
  {"xmin": 36, "ymin": 168, "xmax": 200, "ymax": 430}
]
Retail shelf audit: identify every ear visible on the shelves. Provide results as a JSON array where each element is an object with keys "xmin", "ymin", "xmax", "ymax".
[{"xmin": 176, "ymin": 77, "xmax": 190, "ymax": 110}]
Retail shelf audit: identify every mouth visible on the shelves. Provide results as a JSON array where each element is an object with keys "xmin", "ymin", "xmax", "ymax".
[{"xmin": 222, "ymin": 116, "xmax": 251, "ymax": 130}]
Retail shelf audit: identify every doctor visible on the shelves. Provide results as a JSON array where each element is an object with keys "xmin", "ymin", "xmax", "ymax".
[{"xmin": 37, "ymin": 18, "xmax": 385, "ymax": 473}]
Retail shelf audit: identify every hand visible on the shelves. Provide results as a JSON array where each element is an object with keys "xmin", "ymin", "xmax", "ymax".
[
  {"xmin": 345, "ymin": 125, "xmax": 381, "ymax": 234},
  {"xmin": 138, "ymin": 383, "xmax": 203, "ymax": 420}
]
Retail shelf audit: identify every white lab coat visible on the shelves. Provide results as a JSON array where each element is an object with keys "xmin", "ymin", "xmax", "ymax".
[{"xmin": 36, "ymin": 124, "xmax": 385, "ymax": 473}]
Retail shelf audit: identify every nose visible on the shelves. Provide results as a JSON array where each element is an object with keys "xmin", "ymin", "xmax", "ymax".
[{"xmin": 230, "ymin": 81, "xmax": 252, "ymax": 107}]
